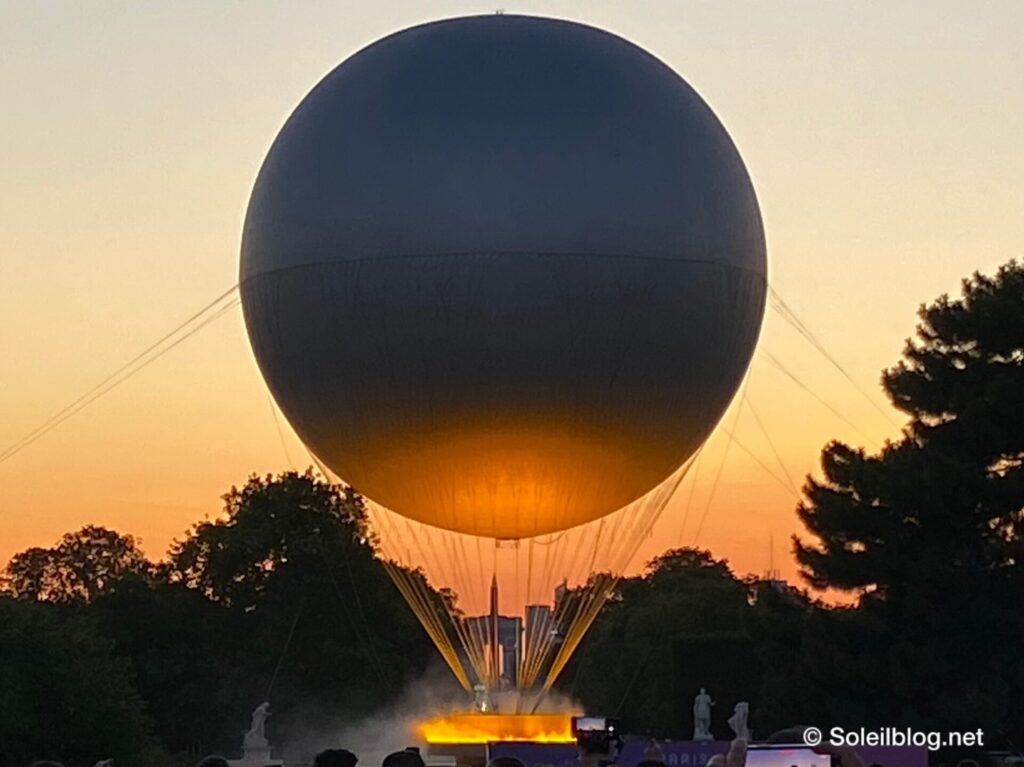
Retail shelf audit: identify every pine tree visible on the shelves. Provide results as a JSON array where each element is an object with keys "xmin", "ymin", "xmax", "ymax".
[{"xmin": 793, "ymin": 260, "xmax": 1024, "ymax": 739}]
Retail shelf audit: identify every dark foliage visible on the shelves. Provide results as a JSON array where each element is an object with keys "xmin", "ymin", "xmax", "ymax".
[
  {"xmin": 2, "ymin": 526, "xmax": 150, "ymax": 603},
  {"xmin": 1, "ymin": 471, "xmax": 438, "ymax": 763},
  {"xmin": 790, "ymin": 260, "xmax": 1024, "ymax": 740},
  {"xmin": 0, "ymin": 598, "xmax": 162, "ymax": 766},
  {"xmin": 5, "ymin": 262, "xmax": 1024, "ymax": 758},
  {"xmin": 562, "ymin": 548, "xmax": 751, "ymax": 737}
]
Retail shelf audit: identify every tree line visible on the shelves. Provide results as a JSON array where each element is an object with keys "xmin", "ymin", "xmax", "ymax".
[
  {"xmin": 0, "ymin": 475, "xmax": 442, "ymax": 766},
  {"xmin": 569, "ymin": 262, "xmax": 1024, "ymax": 744},
  {"xmin": 2, "ymin": 260, "xmax": 1022, "ymax": 765}
]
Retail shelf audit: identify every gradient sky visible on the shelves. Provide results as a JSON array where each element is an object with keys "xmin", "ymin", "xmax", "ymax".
[{"xmin": 2, "ymin": 0, "xmax": 1022, "ymax": 596}]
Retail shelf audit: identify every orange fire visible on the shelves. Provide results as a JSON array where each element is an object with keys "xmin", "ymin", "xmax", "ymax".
[{"xmin": 418, "ymin": 713, "xmax": 577, "ymax": 744}]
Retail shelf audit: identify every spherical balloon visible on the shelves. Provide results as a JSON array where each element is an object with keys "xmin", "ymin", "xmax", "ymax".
[{"xmin": 241, "ymin": 15, "xmax": 766, "ymax": 539}]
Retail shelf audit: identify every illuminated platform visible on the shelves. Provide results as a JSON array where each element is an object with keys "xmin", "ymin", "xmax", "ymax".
[{"xmin": 418, "ymin": 713, "xmax": 575, "ymax": 745}]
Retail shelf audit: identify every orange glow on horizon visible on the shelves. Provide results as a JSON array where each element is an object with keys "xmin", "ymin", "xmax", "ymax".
[
  {"xmin": 2, "ymin": 1, "xmax": 1019, "ymax": 612},
  {"xmin": 417, "ymin": 713, "xmax": 577, "ymax": 745}
]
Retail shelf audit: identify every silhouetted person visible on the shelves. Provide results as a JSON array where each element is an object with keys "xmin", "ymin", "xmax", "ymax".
[
  {"xmin": 313, "ymin": 749, "xmax": 358, "ymax": 767},
  {"xmin": 706, "ymin": 738, "xmax": 747, "ymax": 767},
  {"xmin": 383, "ymin": 748, "xmax": 425, "ymax": 767},
  {"xmin": 644, "ymin": 740, "xmax": 665, "ymax": 760},
  {"xmin": 196, "ymin": 756, "xmax": 230, "ymax": 767}
]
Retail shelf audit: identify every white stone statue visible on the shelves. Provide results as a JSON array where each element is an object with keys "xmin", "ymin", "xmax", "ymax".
[
  {"xmin": 229, "ymin": 700, "xmax": 284, "ymax": 767},
  {"xmin": 727, "ymin": 701, "xmax": 751, "ymax": 741},
  {"xmin": 244, "ymin": 701, "xmax": 271, "ymax": 747},
  {"xmin": 692, "ymin": 687, "xmax": 715, "ymax": 741}
]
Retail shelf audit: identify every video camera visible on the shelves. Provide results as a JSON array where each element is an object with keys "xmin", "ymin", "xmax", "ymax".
[{"xmin": 571, "ymin": 716, "xmax": 622, "ymax": 764}]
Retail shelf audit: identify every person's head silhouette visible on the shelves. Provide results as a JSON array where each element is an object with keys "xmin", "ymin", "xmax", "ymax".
[
  {"xmin": 313, "ymin": 749, "xmax": 358, "ymax": 767},
  {"xmin": 196, "ymin": 757, "xmax": 230, "ymax": 767},
  {"xmin": 383, "ymin": 748, "xmax": 425, "ymax": 767}
]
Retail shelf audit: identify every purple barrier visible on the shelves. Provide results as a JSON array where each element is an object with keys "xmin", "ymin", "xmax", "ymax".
[
  {"xmin": 489, "ymin": 741, "xmax": 730, "ymax": 767},
  {"xmin": 856, "ymin": 746, "xmax": 929, "ymax": 767},
  {"xmin": 488, "ymin": 742, "xmax": 928, "ymax": 767}
]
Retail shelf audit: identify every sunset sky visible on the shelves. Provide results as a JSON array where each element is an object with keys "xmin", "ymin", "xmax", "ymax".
[{"xmin": 2, "ymin": 0, "xmax": 1022, "ymax": 595}]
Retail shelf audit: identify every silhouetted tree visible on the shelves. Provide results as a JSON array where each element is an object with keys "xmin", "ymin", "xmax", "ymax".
[
  {"xmin": 165, "ymin": 470, "xmax": 438, "ymax": 747},
  {"xmin": 167, "ymin": 470, "xmax": 370, "ymax": 606},
  {"xmin": 1, "ymin": 472, "xmax": 441, "ymax": 761},
  {"xmin": 0, "ymin": 597, "xmax": 163, "ymax": 766},
  {"xmin": 798, "ymin": 261, "xmax": 1024, "ymax": 592},
  {"xmin": 90, "ymin": 576, "xmax": 251, "ymax": 760},
  {"xmin": 13, "ymin": 258, "xmax": 1022, "ymax": 758},
  {"xmin": 563, "ymin": 548, "xmax": 749, "ymax": 737},
  {"xmin": 793, "ymin": 260, "xmax": 1024, "ymax": 739},
  {"xmin": 1, "ymin": 525, "xmax": 150, "ymax": 603}
]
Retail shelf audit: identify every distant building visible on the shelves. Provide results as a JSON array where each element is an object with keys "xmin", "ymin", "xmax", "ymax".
[{"xmin": 463, "ymin": 582, "xmax": 564, "ymax": 690}]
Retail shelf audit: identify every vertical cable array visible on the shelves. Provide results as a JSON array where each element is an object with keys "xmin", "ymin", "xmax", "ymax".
[{"xmin": 347, "ymin": 455, "xmax": 696, "ymax": 696}]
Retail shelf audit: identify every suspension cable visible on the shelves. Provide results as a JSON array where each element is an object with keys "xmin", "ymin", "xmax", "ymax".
[{"xmin": 1, "ymin": 286, "xmax": 239, "ymax": 465}]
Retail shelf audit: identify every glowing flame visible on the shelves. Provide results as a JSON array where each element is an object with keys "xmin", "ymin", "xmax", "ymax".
[{"xmin": 418, "ymin": 713, "xmax": 577, "ymax": 744}]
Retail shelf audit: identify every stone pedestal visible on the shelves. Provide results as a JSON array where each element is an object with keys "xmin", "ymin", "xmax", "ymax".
[{"xmin": 228, "ymin": 733, "xmax": 283, "ymax": 767}]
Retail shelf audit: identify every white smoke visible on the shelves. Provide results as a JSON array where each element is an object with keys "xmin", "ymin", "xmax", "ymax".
[{"xmin": 277, "ymin": 662, "xmax": 583, "ymax": 766}]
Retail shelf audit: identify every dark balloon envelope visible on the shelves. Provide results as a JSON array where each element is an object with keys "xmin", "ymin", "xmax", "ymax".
[{"xmin": 241, "ymin": 15, "xmax": 767, "ymax": 539}]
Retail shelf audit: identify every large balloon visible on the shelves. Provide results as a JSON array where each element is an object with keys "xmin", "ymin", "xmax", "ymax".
[{"xmin": 241, "ymin": 15, "xmax": 766, "ymax": 539}]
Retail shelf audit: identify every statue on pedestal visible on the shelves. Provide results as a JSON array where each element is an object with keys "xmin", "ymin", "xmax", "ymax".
[
  {"xmin": 244, "ymin": 701, "xmax": 271, "ymax": 748},
  {"xmin": 692, "ymin": 687, "xmax": 715, "ymax": 741},
  {"xmin": 727, "ymin": 701, "xmax": 751, "ymax": 741},
  {"xmin": 227, "ymin": 701, "xmax": 283, "ymax": 767}
]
